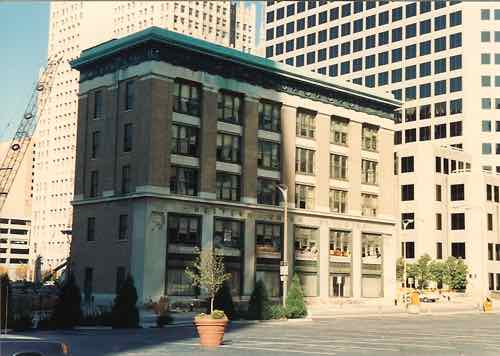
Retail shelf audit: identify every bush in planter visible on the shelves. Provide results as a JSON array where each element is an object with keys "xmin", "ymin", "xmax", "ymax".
[
  {"xmin": 211, "ymin": 281, "xmax": 235, "ymax": 320},
  {"xmin": 247, "ymin": 280, "xmax": 271, "ymax": 320},
  {"xmin": 51, "ymin": 272, "xmax": 82, "ymax": 329},
  {"xmin": 268, "ymin": 304, "xmax": 287, "ymax": 320},
  {"xmin": 0, "ymin": 274, "xmax": 12, "ymax": 329},
  {"xmin": 111, "ymin": 274, "xmax": 139, "ymax": 328},
  {"xmin": 286, "ymin": 274, "xmax": 307, "ymax": 319}
]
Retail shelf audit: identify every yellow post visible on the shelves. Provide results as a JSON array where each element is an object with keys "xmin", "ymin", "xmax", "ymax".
[{"xmin": 410, "ymin": 291, "xmax": 420, "ymax": 305}]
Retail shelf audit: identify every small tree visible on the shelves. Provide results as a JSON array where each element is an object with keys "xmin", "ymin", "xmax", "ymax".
[
  {"xmin": 429, "ymin": 260, "xmax": 446, "ymax": 289},
  {"xmin": 0, "ymin": 274, "xmax": 12, "ymax": 329},
  {"xmin": 51, "ymin": 272, "xmax": 82, "ymax": 329},
  {"xmin": 247, "ymin": 280, "xmax": 271, "ymax": 320},
  {"xmin": 286, "ymin": 274, "xmax": 307, "ymax": 319},
  {"xmin": 212, "ymin": 281, "xmax": 235, "ymax": 320},
  {"xmin": 111, "ymin": 274, "xmax": 139, "ymax": 328},
  {"xmin": 444, "ymin": 257, "xmax": 468, "ymax": 290},
  {"xmin": 413, "ymin": 254, "xmax": 432, "ymax": 290},
  {"xmin": 186, "ymin": 249, "xmax": 231, "ymax": 314}
]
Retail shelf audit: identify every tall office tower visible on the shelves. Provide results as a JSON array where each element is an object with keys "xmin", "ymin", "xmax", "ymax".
[
  {"xmin": 264, "ymin": 0, "xmax": 500, "ymax": 296},
  {"xmin": 34, "ymin": 1, "xmax": 257, "ymax": 273}
]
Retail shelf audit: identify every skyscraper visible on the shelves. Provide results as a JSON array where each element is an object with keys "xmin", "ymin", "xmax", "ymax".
[
  {"xmin": 264, "ymin": 0, "xmax": 500, "ymax": 295},
  {"xmin": 33, "ymin": 1, "xmax": 257, "ymax": 273}
]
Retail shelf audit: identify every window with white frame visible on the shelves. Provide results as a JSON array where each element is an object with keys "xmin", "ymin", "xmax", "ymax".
[
  {"xmin": 361, "ymin": 193, "xmax": 378, "ymax": 216},
  {"xmin": 330, "ymin": 189, "xmax": 347, "ymax": 213}
]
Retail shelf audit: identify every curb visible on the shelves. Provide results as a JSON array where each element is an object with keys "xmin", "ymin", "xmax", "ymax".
[{"xmin": 310, "ymin": 309, "xmax": 500, "ymax": 319}]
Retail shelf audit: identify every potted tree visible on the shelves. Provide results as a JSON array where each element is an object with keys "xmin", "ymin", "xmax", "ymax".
[{"xmin": 186, "ymin": 249, "xmax": 231, "ymax": 347}]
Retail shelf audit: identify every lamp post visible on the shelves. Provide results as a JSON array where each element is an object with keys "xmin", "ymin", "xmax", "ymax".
[
  {"xmin": 276, "ymin": 184, "xmax": 288, "ymax": 307},
  {"xmin": 401, "ymin": 218, "xmax": 415, "ymax": 289}
]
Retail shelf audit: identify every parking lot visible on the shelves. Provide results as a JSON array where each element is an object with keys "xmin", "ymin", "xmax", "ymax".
[{"xmin": 6, "ymin": 313, "xmax": 500, "ymax": 355}]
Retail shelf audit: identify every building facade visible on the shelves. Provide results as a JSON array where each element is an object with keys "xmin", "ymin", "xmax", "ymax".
[
  {"xmin": 34, "ymin": 1, "xmax": 257, "ymax": 273},
  {"xmin": 0, "ymin": 142, "xmax": 32, "ymax": 280},
  {"xmin": 70, "ymin": 27, "xmax": 399, "ymax": 305},
  {"xmin": 264, "ymin": 0, "xmax": 500, "ymax": 296}
]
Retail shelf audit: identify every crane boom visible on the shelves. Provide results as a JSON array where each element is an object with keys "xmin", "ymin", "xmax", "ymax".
[{"xmin": 0, "ymin": 56, "xmax": 62, "ymax": 213}]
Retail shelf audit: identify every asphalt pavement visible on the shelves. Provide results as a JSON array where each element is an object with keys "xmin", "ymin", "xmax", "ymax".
[{"xmin": 3, "ymin": 312, "xmax": 500, "ymax": 355}]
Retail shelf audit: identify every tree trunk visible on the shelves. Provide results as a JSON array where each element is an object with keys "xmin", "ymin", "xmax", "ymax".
[{"xmin": 210, "ymin": 297, "xmax": 214, "ymax": 314}]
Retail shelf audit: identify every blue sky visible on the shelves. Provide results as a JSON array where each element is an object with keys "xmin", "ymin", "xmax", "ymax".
[{"xmin": 0, "ymin": 2, "xmax": 49, "ymax": 141}]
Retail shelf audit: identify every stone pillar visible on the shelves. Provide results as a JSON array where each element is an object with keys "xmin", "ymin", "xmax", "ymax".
[
  {"xmin": 316, "ymin": 113, "xmax": 331, "ymax": 213},
  {"xmin": 199, "ymin": 87, "xmax": 218, "ymax": 199},
  {"xmin": 378, "ymin": 128, "xmax": 395, "ymax": 219},
  {"xmin": 349, "ymin": 121, "xmax": 363, "ymax": 216},
  {"xmin": 319, "ymin": 221, "xmax": 330, "ymax": 299},
  {"xmin": 241, "ymin": 96, "xmax": 259, "ymax": 204},
  {"xmin": 352, "ymin": 224, "xmax": 362, "ymax": 299},
  {"xmin": 74, "ymin": 94, "xmax": 89, "ymax": 200},
  {"xmin": 243, "ymin": 213, "xmax": 256, "ymax": 296},
  {"xmin": 281, "ymin": 105, "xmax": 296, "ymax": 207},
  {"xmin": 201, "ymin": 211, "xmax": 214, "ymax": 251},
  {"xmin": 383, "ymin": 233, "xmax": 396, "ymax": 303},
  {"xmin": 130, "ymin": 199, "xmax": 168, "ymax": 304}
]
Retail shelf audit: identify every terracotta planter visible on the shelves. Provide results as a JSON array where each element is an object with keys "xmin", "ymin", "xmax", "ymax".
[{"xmin": 194, "ymin": 317, "xmax": 228, "ymax": 347}]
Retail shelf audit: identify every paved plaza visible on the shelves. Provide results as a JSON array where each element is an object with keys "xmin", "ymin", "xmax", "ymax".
[{"xmin": 4, "ymin": 313, "xmax": 500, "ymax": 355}]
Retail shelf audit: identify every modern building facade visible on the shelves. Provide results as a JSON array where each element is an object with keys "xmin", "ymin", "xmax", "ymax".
[
  {"xmin": 34, "ymin": 1, "xmax": 257, "ymax": 273},
  {"xmin": 0, "ymin": 142, "xmax": 32, "ymax": 280},
  {"xmin": 264, "ymin": 0, "xmax": 500, "ymax": 296},
  {"xmin": 69, "ymin": 27, "xmax": 400, "ymax": 306}
]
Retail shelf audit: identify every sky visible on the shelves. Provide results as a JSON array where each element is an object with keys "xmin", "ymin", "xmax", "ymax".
[{"xmin": 0, "ymin": 2, "xmax": 49, "ymax": 141}]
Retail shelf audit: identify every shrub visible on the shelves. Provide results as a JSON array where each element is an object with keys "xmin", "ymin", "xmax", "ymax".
[
  {"xmin": 51, "ymin": 272, "xmax": 82, "ymax": 329},
  {"xmin": 444, "ymin": 257, "xmax": 468, "ymax": 290},
  {"xmin": 211, "ymin": 281, "xmax": 235, "ymax": 320},
  {"xmin": 286, "ymin": 274, "xmax": 307, "ymax": 319},
  {"xmin": 211, "ymin": 310, "xmax": 226, "ymax": 319},
  {"xmin": 0, "ymin": 274, "xmax": 12, "ymax": 329},
  {"xmin": 111, "ymin": 274, "xmax": 139, "ymax": 328},
  {"xmin": 247, "ymin": 280, "xmax": 271, "ymax": 320},
  {"xmin": 268, "ymin": 304, "xmax": 287, "ymax": 320}
]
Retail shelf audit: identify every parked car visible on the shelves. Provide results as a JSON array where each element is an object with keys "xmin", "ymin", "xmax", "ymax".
[
  {"xmin": 419, "ymin": 291, "xmax": 441, "ymax": 303},
  {"xmin": 0, "ymin": 339, "xmax": 69, "ymax": 356}
]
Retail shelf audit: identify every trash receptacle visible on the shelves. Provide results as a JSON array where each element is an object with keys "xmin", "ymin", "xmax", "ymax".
[
  {"xmin": 483, "ymin": 298, "xmax": 493, "ymax": 312},
  {"xmin": 410, "ymin": 291, "xmax": 420, "ymax": 305}
]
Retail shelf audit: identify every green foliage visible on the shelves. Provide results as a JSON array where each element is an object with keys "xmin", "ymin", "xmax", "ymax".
[
  {"xmin": 413, "ymin": 254, "xmax": 432, "ymax": 289},
  {"xmin": 51, "ymin": 272, "xmax": 82, "ymax": 329},
  {"xmin": 396, "ymin": 257, "xmax": 405, "ymax": 282},
  {"xmin": 429, "ymin": 260, "xmax": 446, "ymax": 287},
  {"xmin": 268, "ymin": 304, "xmax": 287, "ymax": 320},
  {"xmin": 286, "ymin": 274, "xmax": 307, "ymax": 319},
  {"xmin": 247, "ymin": 280, "xmax": 272, "ymax": 320},
  {"xmin": 443, "ymin": 257, "xmax": 468, "ymax": 290},
  {"xmin": 211, "ymin": 281, "xmax": 235, "ymax": 320},
  {"xmin": 80, "ymin": 309, "xmax": 113, "ymax": 327},
  {"xmin": 211, "ymin": 310, "xmax": 226, "ymax": 319},
  {"xmin": 111, "ymin": 274, "xmax": 139, "ymax": 328},
  {"xmin": 186, "ymin": 249, "xmax": 231, "ymax": 314}
]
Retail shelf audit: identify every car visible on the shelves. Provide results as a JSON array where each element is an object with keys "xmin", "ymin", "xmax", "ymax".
[{"xmin": 0, "ymin": 338, "xmax": 70, "ymax": 356}]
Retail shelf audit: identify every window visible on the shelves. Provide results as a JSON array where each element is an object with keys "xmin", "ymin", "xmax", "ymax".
[
  {"xmin": 436, "ymin": 214, "xmax": 443, "ymax": 231},
  {"xmin": 435, "ymin": 101, "xmax": 447, "ymax": 117},
  {"xmin": 366, "ymin": 15, "xmax": 376, "ymax": 29},
  {"xmin": 94, "ymin": 91, "xmax": 103, "ymax": 118},
  {"xmin": 217, "ymin": 133, "xmax": 241, "ymax": 163},
  {"xmin": 379, "ymin": 31, "xmax": 389, "ymax": 46},
  {"xmin": 420, "ymin": 19, "xmax": 431, "ymax": 35},
  {"xmin": 353, "ymin": 39, "xmax": 363, "ymax": 53},
  {"xmin": 296, "ymin": 148, "xmax": 315, "ymax": 175},
  {"xmin": 420, "ymin": 40, "xmax": 431, "ymax": 56},
  {"xmin": 406, "ymin": 45, "xmax": 416, "ymax": 60},
  {"xmin": 341, "ymin": 3, "xmax": 351, "ymax": 17},
  {"xmin": 307, "ymin": 33, "xmax": 316, "ymax": 46},
  {"xmin": 392, "ymin": 48, "xmax": 402, "ymax": 63},
  {"xmin": 489, "ymin": 273, "xmax": 495, "ymax": 291},
  {"xmin": 378, "ymin": 52, "xmax": 389, "ymax": 66},
  {"xmin": 361, "ymin": 193, "xmax": 378, "ymax": 217},
  {"xmin": 171, "ymin": 124, "xmax": 198, "ymax": 156},
  {"xmin": 330, "ymin": 189, "xmax": 347, "ymax": 213},
  {"xmin": 392, "ymin": 6, "xmax": 402, "ymax": 22},
  {"xmin": 482, "ymin": 53, "xmax": 491, "ymax": 64},
  {"xmin": 488, "ymin": 214, "xmax": 494, "ymax": 231},
  {"xmin": 173, "ymin": 81, "xmax": 200, "ymax": 116},
  {"xmin": 378, "ymin": 72, "xmax": 389, "ymax": 86},
  {"xmin": 420, "ymin": 1, "xmax": 431, "ymax": 14},
  {"xmin": 482, "ymin": 9, "xmax": 490, "ymax": 20},
  {"xmin": 420, "ymin": 84, "xmax": 431, "ymax": 99},
  {"xmin": 435, "ymin": 184, "xmax": 442, "ymax": 201},
  {"xmin": 435, "ymin": 123, "xmax": 447, "ymax": 139},
  {"xmin": 216, "ymin": 173, "xmax": 240, "ymax": 201},
  {"xmin": 362, "ymin": 126, "xmax": 378, "ymax": 151},
  {"xmin": 116, "ymin": 267, "xmax": 126, "ymax": 294},
  {"xmin": 450, "ymin": 99, "xmax": 462, "ymax": 114},
  {"xmin": 402, "ymin": 242, "xmax": 415, "ymax": 259},
  {"xmin": 218, "ymin": 92, "xmax": 242, "ymax": 124},
  {"xmin": 401, "ymin": 184, "xmax": 414, "ymax": 201},
  {"xmin": 353, "ymin": 18, "xmax": 363, "ymax": 33},
  {"xmin": 402, "ymin": 213, "xmax": 415, "ymax": 230},
  {"xmin": 497, "ymin": 244, "xmax": 500, "ymax": 261},
  {"xmin": 123, "ymin": 123, "xmax": 133, "ymax": 153},
  {"xmin": 87, "ymin": 217, "xmax": 95, "ymax": 242},
  {"xmin": 405, "ymin": 86, "xmax": 416, "ymax": 101},
  {"xmin": 435, "ymin": 36, "xmax": 446, "ymax": 52},
  {"xmin": 420, "ymin": 62, "xmax": 431, "ymax": 77},
  {"xmin": 258, "ymin": 141, "xmax": 280, "ymax": 170},
  {"xmin": 366, "ymin": 55, "xmax": 375, "ymax": 69},
  {"xmin": 482, "ymin": 76, "xmax": 492, "ymax": 87},
  {"xmin": 330, "ymin": 154, "xmax": 348, "ymax": 180},
  {"xmin": 118, "ymin": 214, "xmax": 128, "ymax": 241},
  {"xmin": 121, "ymin": 165, "xmax": 131, "ymax": 194},
  {"xmin": 401, "ymin": 156, "xmax": 414, "ymax": 173},
  {"xmin": 405, "ymin": 107, "xmax": 416, "ymax": 122},
  {"xmin": 353, "ymin": 58, "xmax": 363, "ymax": 72},
  {"xmin": 483, "ymin": 143, "xmax": 492, "ymax": 155},
  {"xmin": 125, "ymin": 81, "xmax": 134, "ymax": 110},
  {"xmin": 90, "ymin": 170, "xmax": 98, "ymax": 197},
  {"xmin": 450, "ymin": 121, "xmax": 462, "ymax": 137},
  {"xmin": 259, "ymin": 101, "xmax": 280, "ymax": 132},
  {"xmin": 406, "ymin": 24, "xmax": 416, "ymax": 39},
  {"xmin": 482, "ymin": 98, "xmax": 492, "ymax": 109},
  {"xmin": 83, "ymin": 268, "xmax": 93, "ymax": 301},
  {"xmin": 450, "ymin": 55, "xmax": 462, "ymax": 71},
  {"xmin": 420, "ymin": 126, "xmax": 431, "ymax": 141},
  {"xmin": 170, "ymin": 166, "xmax": 198, "ymax": 196},
  {"xmin": 481, "ymin": 31, "xmax": 491, "ymax": 42},
  {"xmin": 365, "ymin": 75, "xmax": 375, "ymax": 88},
  {"xmin": 167, "ymin": 214, "xmax": 201, "ymax": 247},
  {"xmin": 256, "ymin": 222, "xmax": 282, "ymax": 260},
  {"xmin": 341, "ymin": 22, "xmax": 350, "ymax": 36},
  {"xmin": 340, "ymin": 42, "xmax": 350, "ymax": 56},
  {"xmin": 257, "ymin": 178, "xmax": 278, "ymax": 205},
  {"xmin": 329, "ymin": 7, "xmax": 339, "ymax": 20},
  {"xmin": 435, "ymin": 58, "xmax": 446, "ymax": 74},
  {"xmin": 436, "ymin": 242, "xmax": 443, "ymax": 259},
  {"xmin": 435, "ymin": 15, "xmax": 446, "ymax": 31},
  {"xmin": 296, "ymin": 111, "xmax": 315, "ymax": 138},
  {"xmin": 392, "ymin": 27, "xmax": 402, "ymax": 42},
  {"xmin": 450, "ymin": 33, "xmax": 462, "ymax": 48},
  {"xmin": 405, "ymin": 128, "xmax": 417, "ymax": 143},
  {"xmin": 483, "ymin": 120, "xmax": 492, "ymax": 132},
  {"xmin": 379, "ymin": 11, "xmax": 389, "ymax": 26},
  {"xmin": 487, "ymin": 184, "xmax": 493, "ymax": 201},
  {"xmin": 435, "ymin": 80, "xmax": 447, "ymax": 96},
  {"xmin": 451, "ymin": 213, "xmax": 465, "ymax": 230},
  {"xmin": 91, "ymin": 131, "xmax": 100, "ymax": 159},
  {"xmin": 451, "ymin": 242, "xmax": 466, "ymax": 259},
  {"xmin": 295, "ymin": 184, "xmax": 314, "ymax": 209},
  {"xmin": 405, "ymin": 65, "xmax": 416, "ymax": 80},
  {"xmin": 361, "ymin": 160, "xmax": 377, "ymax": 185}
]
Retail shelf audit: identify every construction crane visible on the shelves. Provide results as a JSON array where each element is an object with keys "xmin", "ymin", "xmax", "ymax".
[{"xmin": 0, "ymin": 56, "xmax": 62, "ymax": 213}]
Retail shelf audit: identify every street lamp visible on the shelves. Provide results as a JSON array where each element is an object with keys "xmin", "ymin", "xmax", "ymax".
[
  {"xmin": 276, "ymin": 184, "xmax": 288, "ymax": 307},
  {"xmin": 401, "ymin": 218, "xmax": 415, "ymax": 289}
]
